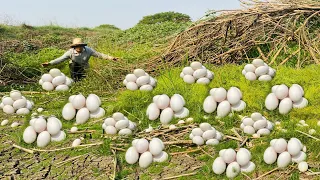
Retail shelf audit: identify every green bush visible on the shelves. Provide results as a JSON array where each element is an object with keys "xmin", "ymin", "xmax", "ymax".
[{"xmin": 138, "ymin": 11, "xmax": 191, "ymax": 25}]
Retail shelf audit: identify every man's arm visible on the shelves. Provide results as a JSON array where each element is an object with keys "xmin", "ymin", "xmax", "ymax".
[
  {"xmin": 48, "ymin": 50, "xmax": 72, "ymax": 65},
  {"xmin": 91, "ymin": 49, "xmax": 116, "ymax": 60}
]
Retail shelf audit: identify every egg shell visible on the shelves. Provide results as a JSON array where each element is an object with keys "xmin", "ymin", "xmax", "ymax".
[
  {"xmin": 192, "ymin": 128, "xmax": 204, "ymax": 136},
  {"xmin": 287, "ymin": 139, "xmax": 302, "ymax": 156},
  {"xmin": 257, "ymin": 128, "xmax": 270, "ymax": 136},
  {"xmin": 289, "ymin": 85, "xmax": 303, "ymax": 103},
  {"xmin": 139, "ymin": 151, "xmax": 153, "ymax": 168},
  {"xmin": 253, "ymin": 119, "xmax": 267, "ymax": 130},
  {"xmin": 160, "ymin": 108, "xmax": 173, "ymax": 125},
  {"xmin": 11, "ymin": 122, "xmax": 20, "ymax": 127},
  {"xmin": 86, "ymin": 94, "xmax": 100, "ymax": 112},
  {"xmin": 292, "ymin": 151, "xmax": 306, "ymax": 163},
  {"xmin": 136, "ymin": 76, "xmax": 150, "ymax": 86},
  {"xmin": 16, "ymin": 108, "xmax": 30, "ymax": 115},
  {"xmin": 105, "ymin": 126, "xmax": 117, "ymax": 135},
  {"xmin": 244, "ymin": 64, "xmax": 256, "ymax": 72},
  {"xmin": 153, "ymin": 151, "xmax": 168, "ymax": 163},
  {"xmin": 231, "ymin": 100, "xmax": 246, "ymax": 112},
  {"xmin": 244, "ymin": 126, "xmax": 255, "ymax": 135},
  {"xmin": 47, "ymin": 118, "xmax": 62, "ymax": 135},
  {"xmin": 192, "ymin": 136, "xmax": 204, "ymax": 145},
  {"xmin": 200, "ymin": 123, "xmax": 213, "ymax": 132},
  {"xmin": 177, "ymin": 120, "xmax": 185, "ymax": 124},
  {"xmin": 126, "ymin": 82, "xmax": 138, "ymax": 90},
  {"xmin": 68, "ymin": 95, "xmax": 76, "ymax": 103},
  {"xmin": 49, "ymin": 68, "xmax": 62, "ymax": 77},
  {"xmin": 277, "ymin": 151, "xmax": 292, "ymax": 168},
  {"xmin": 193, "ymin": 69, "xmax": 207, "ymax": 79},
  {"xmin": 209, "ymin": 88, "xmax": 217, "ymax": 96},
  {"xmin": 10, "ymin": 90, "xmax": 22, "ymax": 101},
  {"xmin": 89, "ymin": 107, "xmax": 105, "ymax": 118},
  {"xmin": 0, "ymin": 103, "xmax": 4, "ymax": 109},
  {"xmin": 118, "ymin": 128, "xmax": 132, "ymax": 135},
  {"xmin": 265, "ymin": 93, "xmax": 279, "ymax": 110},
  {"xmin": 252, "ymin": 59, "xmax": 265, "ymax": 67},
  {"xmin": 3, "ymin": 106, "xmax": 15, "ymax": 115},
  {"xmin": 293, "ymin": 98, "xmax": 308, "ymax": 109},
  {"xmin": 183, "ymin": 75, "xmax": 195, "ymax": 84},
  {"xmin": 242, "ymin": 118, "xmax": 254, "ymax": 126},
  {"xmin": 273, "ymin": 138, "xmax": 288, "ymax": 153},
  {"xmin": 128, "ymin": 121, "xmax": 136, "ymax": 131},
  {"xmin": 26, "ymin": 101, "xmax": 33, "ymax": 110},
  {"xmin": 271, "ymin": 85, "xmax": 279, "ymax": 93},
  {"xmin": 33, "ymin": 118, "xmax": 47, "ymax": 133},
  {"xmin": 51, "ymin": 131, "xmax": 66, "ymax": 142},
  {"xmin": 65, "ymin": 77, "xmax": 73, "ymax": 86},
  {"xmin": 226, "ymin": 162, "xmax": 241, "ymax": 179},
  {"xmin": 241, "ymin": 161, "xmax": 256, "ymax": 173},
  {"xmin": 236, "ymin": 149, "xmax": 251, "ymax": 166},
  {"xmin": 125, "ymin": 147, "xmax": 139, "ymax": 164},
  {"xmin": 217, "ymin": 101, "xmax": 231, "ymax": 117},
  {"xmin": 72, "ymin": 139, "xmax": 81, "ymax": 147},
  {"xmin": 206, "ymin": 139, "xmax": 219, "ymax": 145},
  {"xmin": 76, "ymin": 108, "xmax": 90, "ymax": 124},
  {"xmin": 219, "ymin": 149, "xmax": 226, "ymax": 157},
  {"xmin": 2, "ymin": 97, "xmax": 14, "ymax": 106},
  {"xmin": 182, "ymin": 67, "xmax": 194, "ymax": 75},
  {"xmin": 140, "ymin": 85, "xmax": 153, "ymax": 91},
  {"xmin": 292, "ymin": 84, "xmax": 304, "ymax": 96},
  {"xmin": 125, "ymin": 74, "xmax": 137, "ymax": 82},
  {"xmin": 259, "ymin": 75, "xmax": 272, "ymax": 81},
  {"xmin": 190, "ymin": 62, "xmax": 202, "ymax": 70},
  {"xmin": 206, "ymin": 70, "xmax": 214, "ymax": 79},
  {"xmin": 23, "ymin": 126, "xmax": 37, "ymax": 144},
  {"xmin": 275, "ymin": 84, "xmax": 289, "ymax": 100},
  {"xmin": 72, "ymin": 94, "xmax": 86, "ymax": 109},
  {"xmin": 196, "ymin": 77, "xmax": 210, "ymax": 84},
  {"xmin": 223, "ymin": 148, "xmax": 237, "ymax": 164},
  {"xmin": 203, "ymin": 96, "xmax": 217, "ymax": 113},
  {"xmin": 52, "ymin": 76, "xmax": 66, "ymax": 86},
  {"xmin": 268, "ymin": 67, "xmax": 276, "ymax": 76},
  {"xmin": 136, "ymin": 138, "xmax": 149, "ymax": 153},
  {"xmin": 245, "ymin": 72, "xmax": 257, "ymax": 81},
  {"xmin": 115, "ymin": 119, "xmax": 129, "ymax": 130},
  {"xmin": 156, "ymin": 94, "xmax": 170, "ymax": 110},
  {"xmin": 146, "ymin": 103, "xmax": 160, "ymax": 120},
  {"xmin": 264, "ymin": 147, "xmax": 277, "ymax": 164},
  {"xmin": 70, "ymin": 127, "xmax": 78, "ymax": 132},
  {"xmin": 113, "ymin": 112, "xmax": 125, "ymax": 121},
  {"xmin": 279, "ymin": 98, "xmax": 293, "ymax": 114},
  {"xmin": 133, "ymin": 69, "xmax": 146, "ymax": 77},
  {"xmin": 202, "ymin": 130, "xmax": 216, "ymax": 140},
  {"xmin": 37, "ymin": 131, "xmax": 51, "ymax": 147},
  {"xmin": 298, "ymin": 162, "xmax": 308, "ymax": 172},
  {"xmin": 227, "ymin": 88, "xmax": 241, "ymax": 105},
  {"xmin": 215, "ymin": 131, "xmax": 223, "ymax": 140},
  {"xmin": 41, "ymin": 73, "xmax": 53, "ymax": 82},
  {"xmin": 170, "ymin": 94, "xmax": 185, "ymax": 112},
  {"xmin": 62, "ymin": 103, "xmax": 76, "ymax": 120},
  {"xmin": 213, "ymin": 88, "xmax": 227, "ymax": 102},
  {"xmin": 255, "ymin": 66, "xmax": 269, "ymax": 76},
  {"xmin": 212, "ymin": 157, "xmax": 226, "ymax": 175},
  {"xmin": 242, "ymin": 69, "xmax": 247, "ymax": 76},
  {"xmin": 1, "ymin": 119, "xmax": 9, "ymax": 126},
  {"xmin": 180, "ymin": 72, "xmax": 185, "ymax": 78},
  {"xmin": 149, "ymin": 138, "xmax": 164, "ymax": 156}
]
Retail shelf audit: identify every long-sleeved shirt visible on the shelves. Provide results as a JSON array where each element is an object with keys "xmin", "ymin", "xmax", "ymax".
[{"xmin": 49, "ymin": 46, "xmax": 113, "ymax": 68}]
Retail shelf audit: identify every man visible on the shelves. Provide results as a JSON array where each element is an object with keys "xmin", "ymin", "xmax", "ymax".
[{"xmin": 42, "ymin": 38, "xmax": 118, "ymax": 81}]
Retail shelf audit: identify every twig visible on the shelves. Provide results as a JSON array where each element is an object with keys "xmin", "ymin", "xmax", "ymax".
[
  {"xmin": 242, "ymin": 172, "xmax": 252, "ymax": 180},
  {"xmin": 162, "ymin": 172, "xmax": 197, "ymax": 180},
  {"xmin": 198, "ymin": 146, "xmax": 214, "ymax": 158},
  {"xmin": 12, "ymin": 144, "xmax": 34, "ymax": 154},
  {"xmin": 111, "ymin": 147, "xmax": 126, "ymax": 152},
  {"xmin": 254, "ymin": 167, "xmax": 279, "ymax": 180},
  {"xmin": 240, "ymin": 137, "xmax": 248, "ymax": 147},
  {"xmin": 295, "ymin": 130, "xmax": 320, "ymax": 141},
  {"xmin": 306, "ymin": 172, "xmax": 320, "ymax": 176},
  {"xmin": 56, "ymin": 154, "xmax": 88, "ymax": 167},
  {"xmin": 225, "ymin": 135, "xmax": 243, "ymax": 142},
  {"xmin": 112, "ymin": 149, "xmax": 117, "ymax": 180},
  {"xmin": 163, "ymin": 140, "xmax": 193, "ymax": 145},
  {"xmin": 231, "ymin": 128, "xmax": 244, "ymax": 141}
]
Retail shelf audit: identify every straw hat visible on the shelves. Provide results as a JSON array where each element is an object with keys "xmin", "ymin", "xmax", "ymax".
[{"xmin": 70, "ymin": 38, "xmax": 87, "ymax": 47}]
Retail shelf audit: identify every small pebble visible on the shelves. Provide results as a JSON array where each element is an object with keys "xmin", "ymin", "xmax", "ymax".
[
  {"xmin": 169, "ymin": 125, "xmax": 177, "ymax": 130},
  {"xmin": 309, "ymin": 129, "xmax": 316, "ymax": 135},
  {"xmin": 37, "ymin": 108, "xmax": 44, "ymax": 113},
  {"xmin": 11, "ymin": 122, "xmax": 20, "ymax": 127},
  {"xmin": 70, "ymin": 127, "xmax": 78, "ymax": 133},
  {"xmin": 186, "ymin": 117, "xmax": 194, "ymax": 123},
  {"xmin": 298, "ymin": 161, "xmax": 308, "ymax": 172},
  {"xmin": 252, "ymin": 133, "xmax": 260, "ymax": 138},
  {"xmin": 299, "ymin": 120, "xmax": 306, "ymax": 125},
  {"xmin": 177, "ymin": 120, "xmax": 185, "ymax": 124},
  {"xmin": 72, "ymin": 139, "xmax": 81, "ymax": 147},
  {"xmin": 1, "ymin": 119, "xmax": 9, "ymax": 126}
]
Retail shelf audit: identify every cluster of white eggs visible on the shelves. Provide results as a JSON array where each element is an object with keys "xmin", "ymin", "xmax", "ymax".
[
  {"xmin": 242, "ymin": 59, "xmax": 276, "ymax": 81},
  {"xmin": 125, "ymin": 138, "xmax": 168, "ymax": 168},
  {"xmin": 123, "ymin": 69, "xmax": 157, "ymax": 91},
  {"xmin": 263, "ymin": 138, "xmax": 307, "ymax": 170},
  {"xmin": 189, "ymin": 123, "xmax": 223, "ymax": 146},
  {"xmin": 265, "ymin": 84, "xmax": 308, "ymax": 114},
  {"xmin": 180, "ymin": 62, "xmax": 214, "ymax": 85},
  {"xmin": 0, "ymin": 90, "xmax": 33, "ymax": 115},
  {"xmin": 146, "ymin": 94, "xmax": 189, "ymax": 125},
  {"xmin": 23, "ymin": 116, "xmax": 65, "ymax": 147},
  {"xmin": 213, "ymin": 148, "xmax": 255, "ymax": 178},
  {"xmin": 39, "ymin": 68, "xmax": 73, "ymax": 91},
  {"xmin": 240, "ymin": 112, "xmax": 274, "ymax": 136},
  {"xmin": 62, "ymin": 94, "xmax": 104, "ymax": 124},
  {"xmin": 102, "ymin": 112, "xmax": 137, "ymax": 135},
  {"xmin": 203, "ymin": 87, "xmax": 246, "ymax": 117}
]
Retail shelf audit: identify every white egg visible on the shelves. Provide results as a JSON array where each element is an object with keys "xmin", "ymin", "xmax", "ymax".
[
  {"xmin": 115, "ymin": 119, "xmax": 129, "ymax": 130},
  {"xmin": 253, "ymin": 119, "xmax": 267, "ymax": 130},
  {"xmin": 273, "ymin": 138, "xmax": 288, "ymax": 153},
  {"xmin": 1, "ymin": 119, "xmax": 9, "ymax": 126},
  {"xmin": 242, "ymin": 118, "xmax": 254, "ymax": 126},
  {"xmin": 68, "ymin": 95, "xmax": 76, "ymax": 103},
  {"xmin": 227, "ymin": 88, "xmax": 241, "ymax": 105},
  {"xmin": 51, "ymin": 131, "xmax": 66, "ymax": 142},
  {"xmin": 217, "ymin": 101, "xmax": 231, "ymax": 117},
  {"xmin": 219, "ymin": 149, "xmax": 226, "ymax": 157},
  {"xmin": 139, "ymin": 151, "xmax": 153, "ymax": 168},
  {"xmin": 41, "ymin": 73, "xmax": 53, "ymax": 82},
  {"xmin": 62, "ymin": 103, "xmax": 76, "ymax": 120},
  {"xmin": 292, "ymin": 84, "xmax": 304, "ymax": 95},
  {"xmin": 146, "ymin": 103, "xmax": 160, "ymax": 120},
  {"xmin": 23, "ymin": 126, "xmax": 37, "ymax": 144},
  {"xmin": 47, "ymin": 117, "xmax": 61, "ymax": 135},
  {"xmin": 257, "ymin": 128, "xmax": 270, "ymax": 136},
  {"xmin": 12, "ymin": 99, "xmax": 27, "ymax": 110},
  {"xmin": 38, "ymin": 78, "xmax": 44, "ymax": 85},
  {"xmin": 236, "ymin": 149, "xmax": 251, "ymax": 166},
  {"xmin": 3, "ymin": 105, "xmax": 15, "ymax": 114},
  {"xmin": 136, "ymin": 138, "xmax": 149, "ymax": 153},
  {"xmin": 140, "ymin": 85, "xmax": 153, "ymax": 91},
  {"xmin": 52, "ymin": 76, "xmax": 66, "ymax": 86},
  {"xmin": 231, "ymin": 100, "xmax": 246, "ymax": 112},
  {"xmin": 193, "ymin": 69, "xmax": 207, "ymax": 79},
  {"xmin": 202, "ymin": 130, "xmax": 216, "ymax": 140},
  {"xmin": 156, "ymin": 94, "xmax": 170, "ymax": 109},
  {"xmin": 223, "ymin": 148, "xmax": 236, "ymax": 164},
  {"xmin": 292, "ymin": 151, "xmax": 306, "ymax": 163},
  {"xmin": 275, "ymin": 84, "xmax": 289, "ymax": 100},
  {"xmin": 72, "ymin": 139, "xmax": 81, "ymax": 147},
  {"xmin": 190, "ymin": 62, "xmax": 202, "ymax": 70},
  {"xmin": 49, "ymin": 68, "xmax": 62, "ymax": 77},
  {"xmin": 86, "ymin": 94, "xmax": 100, "ymax": 112},
  {"xmin": 70, "ymin": 127, "xmax": 78, "ymax": 132},
  {"xmin": 125, "ymin": 147, "xmax": 139, "ymax": 164},
  {"xmin": 113, "ymin": 112, "xmax": 125, "ymax": 121},
  {"xmin": 259, "ymin": 75, "xmax": 272, "ymax": 81},
  {"xmin": 203, "ymin": 96, "xmax": 217, "ymax": 113},
  {"xmin": 90, "ymin": 107, "xmax": 105, "ymax": 118},
  {"xmin": 72, "ymin": 94, "xmax": 86, "ymax": 109},
  {"xmin": 206, "ymin": 139, "xmax": 219, "ymax": 145},
  {"xmin": 268, "ymin": 67, "xmax": 276, "ymax": 77},
  {"xmin": 178, "ymin": 120, "xmax": 185, "ymax": 124},
  {"xmin": 183, "ymin": 75, "xmax": 195, "ymax": 84},
  {"xmin": 160, "ymin": 108, "xmax": 173, "ymax": 125},
  {"xmin": 289, "ymin": 85, "xmax": 303, "ymax": 102},
  {"xmin": 298, "ymin": 162, "xmax": 308, "ymax": 172},
  {"xmin": 265, "ymin": 93, "xmax": 279, "ymax": 110},
  {"xmin": 192, "ymin": 136, "xmax": 204, "ymax": 145},
  {"xmin": 252, "ymin": 59, "xmax": 265, "ymax": 67},
  {"xmin": 242, "ymin": 69, "xmax": 247, "ymax": 76},
  {"xmin": 279, "ymin": 98, "xmax": 293, "ymax": 114},
  {"xmin": 293, "ymin": 98, "xmax": 308, "ymax": 109},
  {"xmin": 125, "ymin": 74, "xmax": 137, "ymax": 82},
  {"xmin": 26, "ymin": 100, "xmax": 33, "ymax": 110},
  {"xmin": 105, "ymin": 126, "xmax": 117, "ymax": 135},
  {"xmin": 250, "ymin": 112, "xmax": 262, "ymax": 121},
  {"xmin": 16, "ymin": 108, "xmax": 30, "ymax": 115},
  {"xmin": 173, "ymin": 107, "xmax": 189, "ymax": 118},
  {"xmin": 126, "ymin": 82, "xmax": 138, "ymax": 90},
  {"xmin": 209, "ymin": 88, "xmax": 217, "ymax": 96},
  {"xmin": 287, "ymin": 138, "xmax": 302, "ymax": 156},
  {"xmin": 215, "ymin": 131, "xmax": 223, "ymax": 140},
  {"xmin": 244, "ymin": 126, "xmax": 255, "ymax": 135},
  {"xmin": 136, "ymin": 76, "xmax": 150, "ymax": 86},
  {"xmin": 270, "ymin": 139, "xmax": 278, "ymax": 146},
  {"xmin": 255, "ymin": 66, "xmax": 269, "ymax": 76},
  {"xmin": 153, "ymin": 151, "xmax": 168, "ymax": 163},
  {"xmin": 199, "ymin": 123, "xmax": 213, "ymax": 132},
  {"xmin": 182, "ymin": 67, "xmax": 194, "ymax": 75},
  {"xmin": 240, "ymin": 123, "xmax": 245, "ymax": 129},
  {"xmin": 149, "ymin": 138, "xmax": 164, "ymax": 156},
  {"xmin": 226, "ymin": 162, "xmax": 241, "ymax": 179},
  {"xmin": 123, "ymin": 79, "xmax": 128, "ymax": 85},
  {"xmin": 244, "ymin": 64, "xmax": 256, "ymax": 72},
  {"xmin": 133, "ymin": 69, "xmax": 146, "ymax": 77},
  {"xmin": 65, "ymin": 77, "xmax": 73, "ymax": 86},
  {"xmin": 241, "ymin": 161, "xmax": 256, "ymax": 173},
  {"xmin": 213, "ymin": 88, "xmax": 227, "ymax": 102},
  {"xmin": 37, "ymin": 131, "xmax": 51, "ymax": 147},
  {"xmin": 169, "ymin": 124, "xmax": 177, "ymax": 130},
  {"xmin": 180, "ymin": 72, "xmax": 185, "ymax": 78},
  {"xmin": 118, "ymin": 128, "xmax": 132, "ymax": 135},
  {"xmin": 103, "ymin": 118, "xmax": 115, "ymax": 127},
  {"xmin": 196, "ymin": 77, "xmax": 210, "ymax": 85},
  {"xmin": 264, "ymin": 147, "xmax": 277, "ymax": 164},
  {"xmin": 271, "ymin": 85, "xmax": 279, "ymax": 93},
  {"xmin": 2, "ymin": 97, "xmax": 14, "ymax": 106},
  {"xmin": 277, "ymin": 151, "xmax": 291, "ymax": 168},
  {"xmin": 76, "ymin": 108, "xmax": 90, "ymax": 124},
  {"xmin": 245, "ymin": 72, "xmax": 257, "ymax": 81},
  {"xmin": 33, "ymin": 117, "xmax": 47, "ymax": 133},
  {"xmin": 192, "ymin": 128, "xmax": 204, "ymax": 136},
  {"xmin": 206, "ymin": 70, "xmax": 214, "ymax": 79},
  {"xmin": 170, "ymin": 94, "xmax": 184, "ymax": 112},
  {"xmin": 11, "ymin": 122, "xmax": 20, "ymax": 127},
  {"xmin": 10, "ymin": 90, "xmax": 22, "ymax": 101},
  {"xmin": 212, "ymin": 157, "xmax": 226, "ymax": 175}
]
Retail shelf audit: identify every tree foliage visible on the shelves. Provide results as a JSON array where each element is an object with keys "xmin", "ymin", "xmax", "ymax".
[{"xmin": 138, "ymin": 11, "xmax": 191, "ymax": 25}]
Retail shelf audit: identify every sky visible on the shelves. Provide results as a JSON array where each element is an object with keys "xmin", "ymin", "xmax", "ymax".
[{"xmin": 0, "ymin": 0, "xmax": 241, "ymax": 29}]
